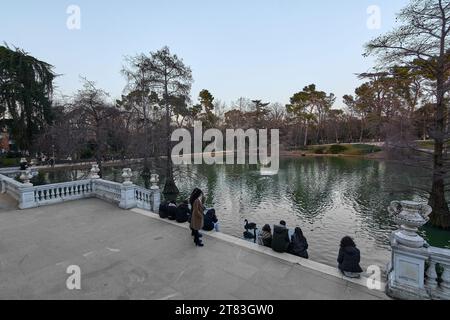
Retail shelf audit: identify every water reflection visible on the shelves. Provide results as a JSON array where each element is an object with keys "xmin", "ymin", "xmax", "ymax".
[{"xmin": 38, "ymin": 157, "xmax": 450, "ymax": 269}]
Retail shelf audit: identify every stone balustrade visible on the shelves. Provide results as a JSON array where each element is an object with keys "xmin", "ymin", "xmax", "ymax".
[
  {"xmin": 0, "ymin": 174, "xmax": 23, "ymax": 201},
  {"xmin": 387, "ymin": 200, "xmax": 450, "ymax": 300},
  {"xmin": 32, "ymin": 179, "xmax": 94, "ymax": 208},
  {"xmin": 0, "ymin": 166, "xmax": 160, "ymax": 213},
  {"xmin": 93, "ymin": 179, "xmax": 122, "ymax": 205},
  {"xmin": 427, "ymin": 247, "xmax": 450, "ymax": 299}
]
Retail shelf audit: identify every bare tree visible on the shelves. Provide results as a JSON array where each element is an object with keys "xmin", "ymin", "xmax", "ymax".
[
  {"xmin": 365, "ymin": 0, "xmax": 450, "ymax": 228},
  {"xmin": 140, "ymin": 47, "xmax": 193, "ymax": 196}
]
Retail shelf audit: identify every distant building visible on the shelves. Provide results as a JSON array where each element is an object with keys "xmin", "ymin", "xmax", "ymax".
[{"xmin": 0, "ymin": 129, "xmax": 12, "ymax": 153}]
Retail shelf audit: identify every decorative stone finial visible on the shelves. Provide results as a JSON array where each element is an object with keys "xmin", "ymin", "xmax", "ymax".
[
  {"xmin": 122, "ymin": 168, "xmax": 133, "ymax": 186},
  {"xmin": 90, "ymin": 164, "xmax": 100, "ymax": 179},
  {"xmin": 20, "ymin": 169, "xmax": 33, "ymax": 187},
  {"xmin": 388, "ymin": 200, "xmax": 432, "ymax": 248},
  {"xmin": 150, "ymin": 174, "xmax": 159, "ymax": 190}
]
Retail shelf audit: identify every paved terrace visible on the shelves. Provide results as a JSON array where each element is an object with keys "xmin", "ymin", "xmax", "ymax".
[{"xmin": 0, "ymin": 196, "xmax": 388, "ymax": 300}]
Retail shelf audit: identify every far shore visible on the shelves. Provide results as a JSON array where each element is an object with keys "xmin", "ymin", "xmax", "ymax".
[
  {"xmin": 279, "ymin": 149, "xmax": 387, "ymax": 160},
  {"xmin": 0, "ymin": 148, "xmax": 389, "ymax": 172}
]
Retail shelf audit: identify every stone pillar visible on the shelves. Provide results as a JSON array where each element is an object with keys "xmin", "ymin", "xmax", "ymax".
[
  {"xmin": 386, "ymin": 201, "xmax": 432, "ymax": 300},
  {"xmin": 119, "ymin": 168, "xmax": 136, "ymax": 210},
  {"xmin": 119, "ymin": 184, "xmax": 137, "ymax": 210},
  {"xmin": 18, "ymin": 186, "xmax": 36, "ymax": 209},
  {"xmin": 150, "ymin": 174, "xmax": 161, "ymax": 213}
]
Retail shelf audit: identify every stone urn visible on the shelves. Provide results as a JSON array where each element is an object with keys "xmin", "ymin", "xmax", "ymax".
[
  {"xmin": 150, "ymin": 174, "xmax": 159, "ymax": 190},
  {"xmin": 20, "ymin": 169, "xmax": 33, "ymax": 187},
  {"xmin": 19, "ymin": 158, "xmax": 28, "ymax": 170},
  {"xmin": 122, "ymin": 168, "xmax": 133, "ymax": 186},
  {"xmin": 90, "ymin": 164, "xmax": 100, "ymax": 179},
  {"xmin": 388, "ymin": 200, "xmax": 432, "ymax": 248}
]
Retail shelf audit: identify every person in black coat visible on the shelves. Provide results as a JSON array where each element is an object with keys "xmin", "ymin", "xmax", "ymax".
[
  {"xmin": 202, "ymin": 209, "xmax": 218, "ymax": 231},
  {"xmin": 271, "ymin": 224, "xmax": 290, "ymax": 253},
  {"xmin": 337, "ymin": 236, "xmax": 363, "ymax": 277},
  {"xmin": 159, "ymin": 202, "xmax": 169, "ymax": 219},
  {"xmin": 176, "ymin": 200, "xmax": 191, "ymax": 223},
  {"xmin": 167, "ymin": 201, "xmax": 177, "ymax": 220},
  {"xmin": 288, "ymin": 227, "xmax": 309, "ymax": 259}
]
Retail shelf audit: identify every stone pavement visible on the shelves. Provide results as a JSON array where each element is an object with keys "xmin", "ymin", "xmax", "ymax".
[{"xmin": 0, "ymin": 198, "xmax": 388, "ymax": 300}]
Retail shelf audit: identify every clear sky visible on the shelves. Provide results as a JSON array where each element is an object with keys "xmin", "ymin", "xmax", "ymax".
[{"xmin": 1, "ymin": 0, "xmax": 409, "ymax": 108}]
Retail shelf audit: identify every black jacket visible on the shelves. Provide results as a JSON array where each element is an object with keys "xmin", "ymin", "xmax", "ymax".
[
  {"xmin": 167, "ymin": 204, "xmax": 177, "ymax": 221},
  {"xmin": 159, "ymin": 202, "xmax": 168, "ymax": 219},
  {"xmin": 271, "ymin": 225, "xmax": 290, "ymax": 253},
  {"xmin": 338, "ymin": 246, "xmax": 363, "ymax": 273},
  {"xmin": 202, "ymin": 209, "xmax": 218, "ymax": 231},
  {"xmin": 288, "ymin": 235, "xmax": 309, "ymax": 259},
  {"xmin": 176, "ymin": 204, "xmax": 191, "ymax": 223}
]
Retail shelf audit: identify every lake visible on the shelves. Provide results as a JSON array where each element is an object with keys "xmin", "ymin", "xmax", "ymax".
[{"xmin": 38, "ymin": 156, "xmax": 450, "ymax": 270}]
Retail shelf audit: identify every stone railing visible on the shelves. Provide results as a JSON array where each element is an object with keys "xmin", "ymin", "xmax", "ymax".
[
  {"xmin": 0, "ymin": 174, "xmax": 23, "ymax": 201},
  {"xmin": 93, "ymin": 179, "xmax": 122, "ymax": 205},
  {"xmin": 0, "ymin": 166, "xmax": 160, "ymax": 213},
  {"xmin": 425, "ymin": 247, "xmax": 450, "ymax": 299},
  {"xmin": 135, "ymin": 186, "xmax": 155, "ymax": 211},
  {"xmin": 32, "ymin": 179, "xmax": 94, "ymax": 208},
  {"xmin": 386, "ymin": 200, "xmax": 450, "ymax": 300}
]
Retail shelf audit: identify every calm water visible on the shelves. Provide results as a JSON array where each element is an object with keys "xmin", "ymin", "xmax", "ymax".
[{"xmin": 39, "ymin": 157, "xmax": 450, "ymax": 270}]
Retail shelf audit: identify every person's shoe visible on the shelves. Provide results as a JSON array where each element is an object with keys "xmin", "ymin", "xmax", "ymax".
[{"xmin": 195, "ymin": 242, "xmax": 204, "ymax": 247}]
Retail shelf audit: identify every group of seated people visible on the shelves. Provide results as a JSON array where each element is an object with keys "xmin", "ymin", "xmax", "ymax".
[
  {"xmin": 159, "ymin": 200, "xmax": 363, "ymax": 278},
  {"xmin": 257, "ymin": 221, "xmax": 363, "ymax": 278},
  {"xmin": 257, "ymin": 221, "xmax": 309, "ymax": 259},
  {"xmin": 158, "ymin": 200, "xmax": 219, "ymax": 232}
]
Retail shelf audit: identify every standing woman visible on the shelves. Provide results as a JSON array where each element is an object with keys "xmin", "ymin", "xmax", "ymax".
[{"xmin": 190, "ymin": 188, "xmax": 205, "ymax": 247}]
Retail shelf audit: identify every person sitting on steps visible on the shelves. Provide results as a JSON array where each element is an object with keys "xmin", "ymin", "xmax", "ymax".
[
  {"xmin": 272, "ymin": 223, "xmax": 290, "ymax": 253},
  {"xmin": 159, "ymin": 201, "xmax": 169, "ymax": 219},
  {"xmin": 288, "ymin": 227, "xmax": 309, "ymax": 259},
  {"xmin": 203, "ymin": 209, "xmax": 219, "ymax": 232},
  {"xmin": 167, "ymin": 201, "xmax": 177, "ymax": 221},
  {"xmin": 176, "ymin": 200, "xmax": 190, "ymax": 223},
  {"xmin": 257, "ymin": 224, "xmax": 273, "ymax": 248},
  {"xmin": 337, "ymin": 236, "xmax": 363, "ymax": 278}
]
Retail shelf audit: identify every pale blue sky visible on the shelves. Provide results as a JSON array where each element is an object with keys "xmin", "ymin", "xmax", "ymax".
[{"xmin": 1, "ymin": 0, "xmax": 409, "ymax": 107}]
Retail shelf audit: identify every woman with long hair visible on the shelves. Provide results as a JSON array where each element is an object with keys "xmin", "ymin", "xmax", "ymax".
[
  {"xmin": 189, "ymin": 188, "xmax": 205, "ymax": 247},
  {"xmin": 288, "ymin": 227, "xmax": 309, "ymax": 259},
  {"xmin": 337, "ymin": 236, "xmax": 363, "ymax": 278},
  {"xmin": 257, "ymin": 224, "xmax": 273, "ymax": 248}
]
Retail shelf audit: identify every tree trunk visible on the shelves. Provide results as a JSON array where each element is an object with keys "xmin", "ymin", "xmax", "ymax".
[
  {"xmin": 428, "ymin": 62, "xmax": 450, "ymax": 229},
  {"xmin": 360, "ymin": 119, "xmax": 364, "ymax": 143},
  {"xmin": 163, "ymin": 82, "xmax": 179, "ymax": 197},
  {"xmin": 304, "ymin": 121, "xmax": 309, "ymax": 146}
]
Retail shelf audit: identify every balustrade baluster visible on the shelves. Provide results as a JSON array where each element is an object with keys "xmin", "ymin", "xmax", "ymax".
[
  {"xmin": 440, "ymin": 264, "xmax": 450, "ymax": 291},
  {"xmin": 427, "ymin": 261, "xmax": 438, "ymax": 290}
]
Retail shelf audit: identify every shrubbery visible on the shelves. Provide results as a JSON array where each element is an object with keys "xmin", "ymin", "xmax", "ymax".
[
  {"xmin": 329, "ymin": 144, "xmax": 348, "ymax": 154},
  {"xmin": 0, "ymin": 157, "xmax": 20, "ymax": 167},
  {"xmin": 314, "ymin": 147, "xmax": 326, "ymax": 154}
]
